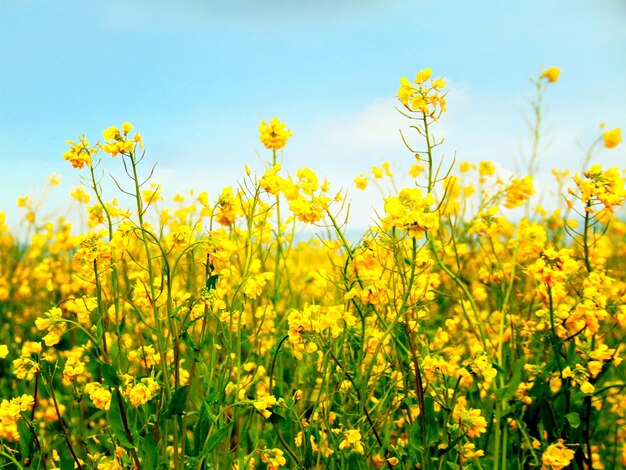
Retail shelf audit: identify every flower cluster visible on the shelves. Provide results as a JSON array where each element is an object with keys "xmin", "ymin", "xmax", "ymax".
[
  {"xmin": 259, "ymin": 117, "xmax": 293, "ymax": 150},
  {"xmin": 397, "ymin": 68, "xmax": 447, "ymax": 117}
]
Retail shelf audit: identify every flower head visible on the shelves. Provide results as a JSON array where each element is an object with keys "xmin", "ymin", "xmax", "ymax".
[
  {"xmin": 259, "ymin": 117, "xmax": 292, "ymax": 150},
  {"xmin": 397, "ymin": 68, "xmax": 447, "ymax": 117},
  {"xmin": 102, "ymin": 126, "xmax": 121, "ymax": 141},
  {"xmin": 541, "ymin": 67, "xmax": 561, "ymax": 83},
  {"xmin": 603, "ymin": 127, "xmax": 622, "ymax": 149},
  {"xmin": 338, "ymin": 429, "xmax": 365, "ymax": 454},
  {"xmin": 63, "ymin": 135, "xmax": 94, "ymax": 169},
  {"xmin": 542, "ymin": 439, "xmax": 575, "ymax": 470}
]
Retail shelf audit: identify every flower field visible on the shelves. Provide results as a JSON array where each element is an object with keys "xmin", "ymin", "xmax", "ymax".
[{"xmin": 1, "ymin": 68, "xmax": 625, "ymax": 469}]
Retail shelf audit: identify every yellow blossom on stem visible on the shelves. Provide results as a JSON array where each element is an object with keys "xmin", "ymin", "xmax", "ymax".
[
  {"xmin": 63, "ymin": 356, "xmax": 86, "ymax": 384},
  {"xmin": 84, "ymin": 382, "xmax": 112, "ymax": 410},
  {"xmin": 63, "ymin": 135, "xmax": 94, "ymax": 169},
  {"xmin": 541, "ymin": 439, "xmax": 575, "ymax": 470},
  {"xmin": 70, "ymin": 186, "xmax": 91, "ymax": 204},
  {"xmin": 541, "ymin": 66, "xmax": 561, "ymax": 83},
  {"xmin": 13, "ymin": 356, "xmax": 40, "ymax": 381},
  {"xmin": 253, "ymin": 395, "xmax": 278, "ymax": 419},
  {"xmin": 123, "ymin": 377, "xmax": 161, "ymax": 408},
  {"xmin": 397, "ymin": 68, "xmax": 447, "ymax": 116},
  {"xmin": 48, "ymin": 173, "xmax": 62, "ymax": 186},
  {"xmin": 259, "ymin": 117, "xmax": 292, "ymax": 150},
  {"xmin": 102, "ymin": 126, "xmax": 121, "ymax": 141},
  {"xmin": 603, "ymin": 127, "xmax": 621, "ymax": 149},
  {"xmin": 261, "ymin": 448, "xmax": 287, "ymax": 469},
  {"xmin": 354, "ymin": 173, "xmax": 368, "ymax": 190},
  {"xmin": 415, "ymin": 68, "xmax": 432, "ymax": 83},
  {"xmin": 338, "ymin": 429, "xmax": 365, "ymax": 454},
  {"xmin": 478, "ymin": 160, "xmax": 496, "ymax": 177}
]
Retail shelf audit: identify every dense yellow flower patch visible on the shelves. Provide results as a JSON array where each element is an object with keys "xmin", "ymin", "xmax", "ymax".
[{"xmin": 0, "ymin": 68, "xmax": 624, "ymax": 469}]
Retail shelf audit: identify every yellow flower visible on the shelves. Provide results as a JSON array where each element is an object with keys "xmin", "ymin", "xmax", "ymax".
[
  {"xmin": 13, "ymin": 356, "xmax": 40, "ymax": 381},
  {"xmin": 338, "ymin": 429, "xmax": 365, "ymax": 454},
  {"xmin": 354, "ymin": 174, "xmax": 368, "ymax": 190},
  {"xmin": 48, "ymin": 173, "xmax": 61, "ymax": 186},
  {"xmin": 603, "ymin": 127, "xmax": 621, "ymax": 149},
  {"xmin": 102, "ymin": 126, "xmax": 121, "ymax": 141},
  {"xmin": 121, "ymin": 122, "xmax": 133, "ymax": 135},
  {"xmin": 289, "ymin": 196, "xmax": 329, "ymax": 224},
  {"xmin": 478, "ymin": 161, "xmax": 496, "ymax": 177},
  {"xmin": 398, "ymin": 68, "xmax": 447, "ymax": 116},
  {"xmin": 124, "ymin": 377, "xmax": 161, "ymax": 408},
  {"xmin": 459, "ymin": 161, "xmax": 473, "ymax": 173},
  {"xmin": 42, "ymin": 329, "xmax": 62, "ymax": 347},
  {"xmin": 541, "ymin": 67, "xmax": 561, "ymax": 83},
  {"xmin": 542, "ymin": 439, "xmax": 575, "ymax": 470},
  {"xmin": 259, "ymin": 117, "xmax": 292, "ymax": 150},
  {"xmin": 371, "ymin": 166, "xmax": 384, "ymax": 179},
  {"xmin": 63, "ymin": 135, "xmax": 94, "ymax": 169},
  {"xmin": 397, "ymin": 77, "xmax": 413, "ymax": 106},
  {"xmin": 84, "ymin": 382, "xmax": 112, "ymax": 410},
  {"xmin": 409, "ymin": 164, "xmax": 424, "ymax": 178},
  {"xmin": 17, "ymin": 195, "xmax": 30, "ymax": 208},
  {"xmin": 0, "ymin": 345, "xmax": 8, "ymax": 359},
  {"xmin": 415, "ymin": 68, "xmax": 432, "ymax": 84},
  {"xmin": 504, "ymin": 176, "xmax": 535, "ymax": 209},
  {"xmin": 261, "ymin": 448, "xmax": 287, "ymax": 470},
  {"xmin": 63, "ymin": 357, "xmax": 85, "ymax": 384},
  {"xmin": 253, "ymin": 395, "xmax": 278, "ymax": 419},
  {"xmin": 70, "ymin": 186, "xmax": 91, "ymax": 204}
]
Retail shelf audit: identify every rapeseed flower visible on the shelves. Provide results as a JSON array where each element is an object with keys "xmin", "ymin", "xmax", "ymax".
[
  {"xmin": 603, "ymin": 127, "xmax": 621, "ymax": 149},
  {"xmin": 63, "ymin": 135, "xmax": 94, "ymax": 168},
  {"xmin": 541, "ymin": 66, "xmax": 561, "ymax": 83},
  {"xmin": 338, "ymin": 429, "xmax": 365, "ymax": 454},
  {"xmin": 541, "ymin": 439, "xmax": 575, "ymax": 470},
  {"xmin": 259, "ymin": 117, "xmax": 292, "ymax": 150},
  {"xmin": 261, "ymin": 448, "xmax": 287, "ymax": 469}
]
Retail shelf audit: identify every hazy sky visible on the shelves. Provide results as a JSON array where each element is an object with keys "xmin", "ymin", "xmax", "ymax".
[{"xmin": 1, "ymin": 0, "xmax": 625, "ymax": 233}]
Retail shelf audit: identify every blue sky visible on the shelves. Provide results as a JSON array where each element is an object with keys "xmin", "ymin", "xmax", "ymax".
[{"xmin": 1, "ymin": 0, "xmax": 625, "ymax": 233}]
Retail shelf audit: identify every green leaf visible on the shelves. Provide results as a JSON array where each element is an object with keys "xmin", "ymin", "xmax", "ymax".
[
  {"xmin": 268, "ymin": 409, "xmax": 287, "ymax": 426},
  {"xmin": 182, "ymin": 331, "xmax": 198, "ymax": 352},
  {"xmin": 59, "ymin": 448, "xmax": 75, "ymax": 470},
  {"xmin": 495, "ymin": 358, "xmax": 524, "ymax": 400},
  {"xmin": 193, "ymin": 402, "xmax": 213, "ymax": 457},
  {"xmin": 201, "ymin": 422, "xmax": 233, "ymax": 456},
  {"xmin": 118, "ymin": 314, "xmax": 127, "ymax": 334},
  {"xmin": 565, "ymin": 412, "xmax": 581, "ymax": 428},
  {"xmin": 206, "ymin": 274, "xmax": 220, "ymax": 291},
  {"xmin": 539, "ymin": 399, "xmax": 559, "ymax": 439},
  {"xmin": 109, "ymin": 401, "xmax": 134, "ymax": 449},
  {"xmin": 424, "ymin": 395, "xmax": 438, "ymax": 445},
  {"xmin": 89, "ymin": 308, "xmax": 104, "ymax": 340},
  {"xmin": 17, "ymin": 419, "xmax": 34, "ymax": 463},
  {"xmin": 140, "ymin": 436, "xmax": 159, "ymax": 468},
  {"xmin": 89, "ymin": 308, "xmax": 101, "ymax": 326},
  {"xmin": 101, "ymin": 363, "xmax": 123, "ymax": 387},
  {"xmin": 165, "ymin": 385, "xmax": 189, "ymax": 419},
  {"xmin": 409, "ymin": 418, "xmax": 420, "ymax": 450}
]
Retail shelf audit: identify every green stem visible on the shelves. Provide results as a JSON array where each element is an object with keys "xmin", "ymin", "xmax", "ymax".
[
  {"xmin": 327, "ymin": 349, "xmax": 393, "ymax": 470},
  {"xmin": 268, "ymin": 335, "xmax": 302, "ymax": 466},
  {"xmin": 48, "ymin": 378, "xmax": 83, "ymax": 469},
  {"xmin": 582, "ymin": 203, "xmax": 592, "ymax": 273}
]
